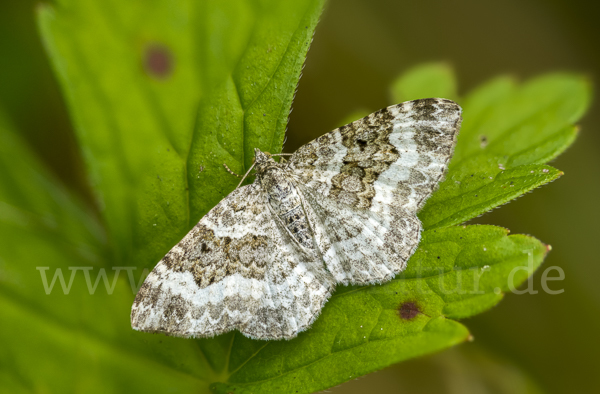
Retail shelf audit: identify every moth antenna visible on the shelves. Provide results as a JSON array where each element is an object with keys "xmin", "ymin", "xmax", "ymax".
[
  {"xmin": 223, "ymin": 163, "xmax": 242, "ymax": 177},
  {"xmin": 236, "ymin": 162, "xmax": 257, "ymax": 189}
]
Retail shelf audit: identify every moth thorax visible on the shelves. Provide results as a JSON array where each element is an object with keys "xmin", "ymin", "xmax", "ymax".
[
  {"xmin": 254, "ymin": 157, "xmax": 279, "ymax": 177},
  {"xmin": 260, "ymin": 169, "xmax": 299, "ymax": 214}
]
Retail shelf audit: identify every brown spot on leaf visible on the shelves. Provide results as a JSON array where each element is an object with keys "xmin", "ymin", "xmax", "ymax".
[
  {"xmin": 144, "ymin": 43, "xmax": 173, "ymax": 79},
  {"xmin": 398, "ymin": 301, "xmax": 420, "ymax": 320},
  {"xmin": 479, "ymin": 135, "xmax": 488, "ymax": 148}
]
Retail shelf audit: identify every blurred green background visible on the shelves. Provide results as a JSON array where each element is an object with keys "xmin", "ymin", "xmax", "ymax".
[{"xmin": 1, "ymin": 0, "xmax": 599, "ymax": 393}]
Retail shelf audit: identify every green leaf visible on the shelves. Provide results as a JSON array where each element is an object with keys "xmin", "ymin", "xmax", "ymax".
[
  {"xmin": 11, "ymin": 2, "xmax": 587, "ymax": 392},
  {"xmin": 8, "ymin": 0, "xmax": 325, "ymax": 393},
  {"xmin": 38, "ymin": 0, "xmax": 325, "ymax": 269},
  {"xmin": 207, "ymin": 225, "xmax": 547, "ymax": 394},
  {"xmin": 0, "ymin": 112, "xmax": 217, "ymax": 393},
  {"xmin": 188, "ymin": 0, "xmax": 324, "ymax": 226},
  {"xmin": 419, "ymin": 73, "xmax": 590, "ymax": 229}
]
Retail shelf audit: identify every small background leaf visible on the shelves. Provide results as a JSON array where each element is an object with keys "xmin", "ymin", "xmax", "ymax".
[
  {"xmin": 391, "ymin": 62, "xmax": 458, "ymax": 102},
  {"xmin": 420, "ymin": 73, "xmax": 590, "ymax": 229}
]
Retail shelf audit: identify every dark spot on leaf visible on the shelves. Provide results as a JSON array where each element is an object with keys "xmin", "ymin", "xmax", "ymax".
[
  {"xmin": 437, "ymin": 256, "xmax": 440, "ymax": 259},
  {"xmin": 479, "ymin": 135, "xmax": 488, "ymax": 148},
  {"xmin": 398, "ymin": 301, "xmax": 420, "ymax": 320},
  {"xmin": 144, "ymin": 43, "xmax": 173, "ymax": 79}
]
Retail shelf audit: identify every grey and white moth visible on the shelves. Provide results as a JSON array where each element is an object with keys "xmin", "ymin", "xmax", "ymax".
[{"xmin": 131, "ymin": 98, "xmax": 462, "ymax": 340}]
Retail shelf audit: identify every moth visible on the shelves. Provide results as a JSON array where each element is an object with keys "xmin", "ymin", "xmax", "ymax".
[{"xmin": 131, "ymin": 98, "xmax": 462, "ymax": 340}]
